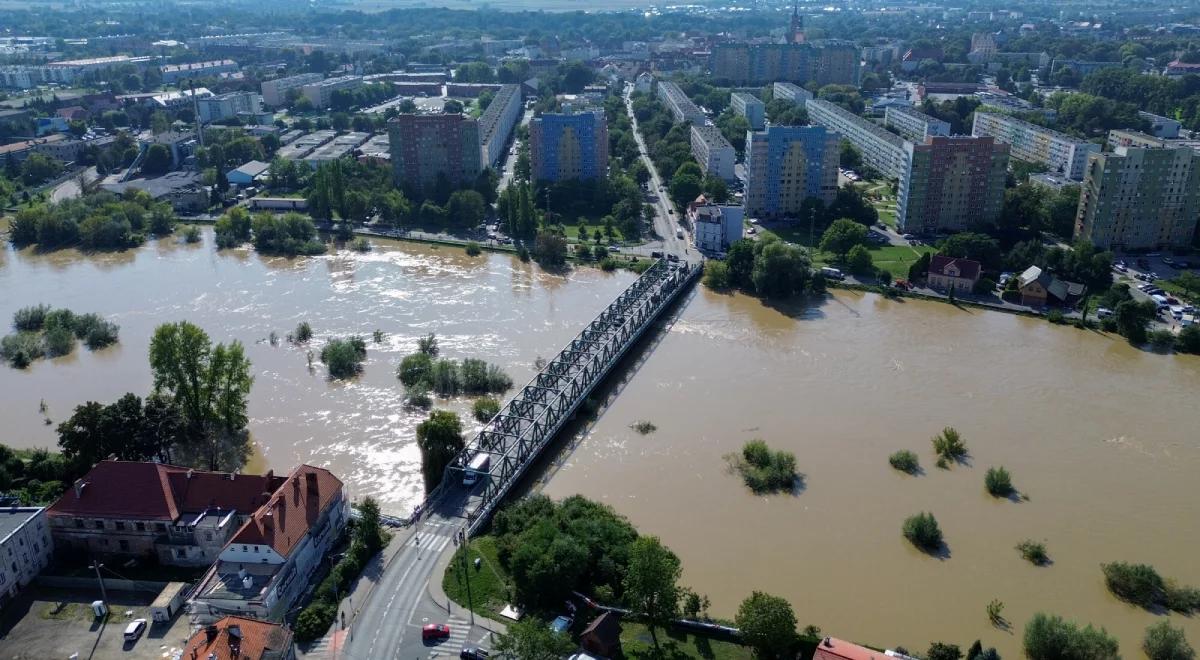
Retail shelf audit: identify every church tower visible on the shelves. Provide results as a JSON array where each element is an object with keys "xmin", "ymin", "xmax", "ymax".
[{"xmin": 790, "ymin": 0, "xmax": 806, "ymax": 44}]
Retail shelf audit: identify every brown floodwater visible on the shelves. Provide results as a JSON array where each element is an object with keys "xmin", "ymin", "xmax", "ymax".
[
  {"xmin": 542, "ymin": 287, "xmax": 1200, "ymax": 658},
  {"xmin": 3, "ymin": 230, "xmax": 1198, "ymax": 656}
]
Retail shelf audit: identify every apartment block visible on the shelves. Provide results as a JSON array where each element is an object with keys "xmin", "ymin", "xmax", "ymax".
[
  {"xmin": 301, "ymin": 75, "xmax": 364, "ymax": 110},
  {"xmin": 478, "ymin": 84, "xmax": 523, "ymax": 170},
  {"xmin": 730, "ymin": 92, "xmax": 765, "ymax": 130},
  {"xmin": 884, "ymin": 106, "xmax": 950, "ymax": 142},
  {"xmin": 1138, "ymin": 111, "xmax": 1182, "ymax": 139},
  {"xmin": 689, "ymin": 124, "xmax": 736, "ymax": 181},
  {"xmin": 744, "ymin": 125, "xmax": 839, "ymax": 219},
  {"xmin": 1075, "ymin": 146, "xmax": 1200, "ymax": 251},
  {"xmin": 0, "ymin": 507, "xmax": 52, "ymax": 607},
  {"xmin": 807, "ymin": 99, "xmax": 909, "ymax": 179},
  {"xmin": 160, "ymin": 59, "xmax": 239, "ymax": 84},
  {"xmin": 388, "ymin": 114, "xmax": 482, "ymax": 193},
  {"xmin": 197, "ymin": 91, "xmax": 263, "ymax": 124},
  {"xmin": 971, "ymin": 112, "xmax": 1099, "ymax": 181},
  {"xmin": 897, "ymin": 136, "xmax": 1009, "ymax": 234},
  {"xmin": 710, "ymin": 42, "xmax": 858, "ymax": 86},
  {"xmin": 689, "ymin": 199, "xmax": 744, "ymax": 254},
  {"xmin": 772, "ymin": 82, "xmax": 812, "ymax": 106},
  {"xmin": 530, "ymin": 110, "xmax": 609, "ymax": 183},
  {"xmin": 656, "ymin": 81, "xmax": 706, "ymax": 125},
  {"xmin": 261, "ymin": 72, "xmax": 323, "ymax": 107}
]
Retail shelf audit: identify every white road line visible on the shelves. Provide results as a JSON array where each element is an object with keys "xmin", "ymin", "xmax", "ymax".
[{"xmin": 366, "ymin": 545, "xmax": 423, "ymax": 656}]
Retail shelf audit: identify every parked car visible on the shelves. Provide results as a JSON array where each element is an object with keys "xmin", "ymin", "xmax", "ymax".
[
  {"xmin": 461, "ymin": 649, "xmax": 490, "ymax": 660},
  {"xmin": 423, "ymin": 624, "xmax": 451, "ymax": 641},
  {"xmin": 1096, "ymin": 307, "xmax": 1113, "ymax": 319},
  {"xmin": 820, "ymin": 266, "xmax": 845, "ymax": 281},
  {"xmin": 123, "ymin": 619, "xmax": 147, "ymax": 642}
]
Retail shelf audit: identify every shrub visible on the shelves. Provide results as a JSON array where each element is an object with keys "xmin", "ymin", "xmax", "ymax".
[
  {"xmin": 431, "ymin": 358, "xmax": 461, "ymax": 395},
  {"xmin": 1046, "ymin": 309, "xmax": 1066, "ymax": 324},
  {"xmin": 599, "ymin": 257, "xmax": 618, "ymax": 271},
  {"xmin": 472, "ymin": 396, "xmax": 501, "ymax": 422},
  {"xmin": 295, "ymin": 321, "xmax": 313, "ymax": 343},
  {"xmin": 183, "ymin": 226, "xmax": 202, "ymax": 243},
  {"xmin": 13, "ymin": 304, "xmax": 49, "ymax": 332},
  {"xmin": 631, "ymin": 420, "xmax": 657, "ymax": 435},
  {"xmin": 729, "ymin": 439, "xmax": 797, "ymax": 494},
  {"xmin": 417, "ymin": 333, "xmax": 439, "ymax": 356},
  {"xmin": 42, "ymin": 325, "xmax": 75, "ymax": 358},
  {"xmin": 351, "ymin": 237, "xmax": 371, "ymax": 252},
  {"xmin": 926, "ymin": 642, "xmax": 962, "ymax": 660},
  {"xmin": 294, "ymin": 602, "xmax": 337, "ymax": 643},
  {"xmin": 1016, "ymin": 540, "xmax": 1049, "ymax": 565},
  {"xmin": 397, "ymin": 352, "xmax": 434, "ymax": 387},
  {"xmin": 42, "ymin": 308, "xmax": 76, "ymax": 332},
  {"xmin": 1149, "ymin": 329, "xmax": 1177, "ymax": 351},
  {"xmin": 517, "ymin": 245, "xmax": 530, "ymax": 262},
  {"xmin": 902, "ymin": 512, "xmax": 943, "ymax": 552},
  {"xmin": 889, "ymin": 450, "xmax": 919, "ymax": 474},
  {"xmin": 321, "ymin": 336, "xmax": 368, "ymax": 379},
  {"xmin": 932, "ymin": 426, "xmax": 967, "ymax": 463},
  {"xmin": 1143, "ymin": 621, "xmax": 1196, "ymax": 660},
  {"xmin": 465, "ymin": 241, "xmax": 482, "ymax": 256},
  {"xmin": 460, "ymin": 358, "xmax": 512, "ymax": 394},
  {"xmin": 1, "ymin": 333, "xmax": 44, "ymax": 368},
  {"xmin": 984, "ymin": 466, "xmax": 1014, "ymax": 497},
  {"xmin": 1023, "ymin": 612, "xmax": 1119, "ymax": 660},
  {"xmin": 703, "ymin": 260, "xmax": 731, "ymax": 290},
  {"xmin": 76, "ymin": 316, "xmax": 119, "ymax": 349},
  {"xmin": 1165, "ymin": 585, "xmax": 1200, "ymax": 614},
  {"xmin": 1101, "ymin": 562, "xmax": 1166, "ymax": 609},
  {"xmin": 405, "ymin": 383, "xmax": 432, "ymax": 408}
]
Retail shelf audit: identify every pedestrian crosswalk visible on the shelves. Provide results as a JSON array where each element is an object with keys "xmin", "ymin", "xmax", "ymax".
[{"xmin": 427, "ymin": 615, "xmax": 494, "ymax": 657}]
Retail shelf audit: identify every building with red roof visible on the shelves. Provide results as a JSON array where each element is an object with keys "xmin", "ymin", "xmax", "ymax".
[
  {"xmin": 189, "ymin": 465, "xmax": 347, "ymax": 623},
  {"xmin": 926, "ymin": 255, "xmax": 982, "ymax": 293},
  {"xmin": 814, "ymin": 637, "xmax": 916, "ymax": 660},
  {"xmin": 182, "ymin": 615, "xmax": 295, "ymax": 660},
  {"xmin": 47, "ymin": 461, "xmax": 287, "ymax": 566}
]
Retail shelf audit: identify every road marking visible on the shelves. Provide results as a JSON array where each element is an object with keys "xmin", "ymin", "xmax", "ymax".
[{"xmin": 366, "ymin": 545, "xmax": 424, "ymax": 656}]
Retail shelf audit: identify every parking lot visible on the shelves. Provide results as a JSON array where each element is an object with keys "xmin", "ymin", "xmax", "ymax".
[{"xmin": 0, "ymin": 587, "xmax": 193, "ymax": 659}]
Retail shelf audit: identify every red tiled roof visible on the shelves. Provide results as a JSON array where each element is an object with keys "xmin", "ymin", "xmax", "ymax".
[
  {"xmin": 813, "ymin": 637, "xmax": 894, "ymax": 660},
  {"xmin": 229, "ymin": 465, "xmax": 342, "ymax": 558},
  {"xmin": 47, "ymin": 461, "xmax": 283, "ymax": 522},
  {"xmin": 182, "ymin": 615, "xmax": 293, "ymax": 660},
  {"xmin": 928, "ymin": 254, "xmax": 982, "ymax": 282}
]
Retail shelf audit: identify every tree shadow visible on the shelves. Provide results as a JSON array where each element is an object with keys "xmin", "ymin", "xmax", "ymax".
[
  {"xmin": 789, "ymin": 473, "xmax": 808, "ymax": 496},
  {"xmin": 760, "ymin": 292, "xmax": 830, "ymax": 322}
]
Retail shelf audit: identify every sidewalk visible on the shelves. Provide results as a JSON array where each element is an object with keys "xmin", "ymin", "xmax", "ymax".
[
  {"xmin": 298, "ymin": 526, "xmax": 417, "ymax": 659},
  {"xmin": 425, "ymin": 539, "xmax": 509, "ymax": 638}
]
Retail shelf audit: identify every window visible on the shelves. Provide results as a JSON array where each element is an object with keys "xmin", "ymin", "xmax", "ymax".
[
  {"xmin": 156, "ymin": 523, "xmax": 167, "ymax": 533},
  {"xmin": 175, "ymin": 549, "xmax": 186, "ymax": 559},
  {"xmin": 115, "ymin": 522, "xmax": 125, "ymax": 531},
  {"xmin": 136, "ymin": 522, "xmax": 145, "ymax": 532},
  {"xmin": 119, "ymin": 540, "xmax": 129, "ymax": 552},
  {"xmin": 94, "ymin": 520, "xmax": 104, "ymax": 530},
  {"xmin": 74, "ymin": 518, "xmax": 84, "ymax": 529},
  {"xmin": 253, "ymin": 546, "xmax": 258, "ymax": 553}
]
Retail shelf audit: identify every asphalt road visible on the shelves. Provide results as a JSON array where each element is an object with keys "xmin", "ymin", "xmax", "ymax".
[{"xmin": 623, "ymin": 83, "xmax": 694, "ymax": 261}]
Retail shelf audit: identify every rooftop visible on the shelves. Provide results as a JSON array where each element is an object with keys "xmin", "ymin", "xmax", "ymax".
[
  {"xmin": 228, "ymin": 465, "xmax": 342, "ymax": 558},
  {"xmin": 161, "ymin": 59, "xmax": 237, "ymax": 73},
  {"xmin": 0, "ymin": 507, "xmax": 43, "ymax": 544},
  {"xmin": 182, "ymin": 615, "xmax": 293, "ymax": 660},
  {"xmin": 813, "ymin": 637, "xmax": 895, "ymax": 660}
]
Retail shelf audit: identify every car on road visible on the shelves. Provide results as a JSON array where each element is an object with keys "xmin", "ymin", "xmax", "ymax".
[
  {"xmin": 461, "ymin": 648, "xmax": 490, "ymax": 659},
  {"xmin": 123, "ymin": 619, "xmax": 147, "ymax": 642},
  {"xmin": 608, "ymin": 245, "xmax": 620, "ymax": 252},
  {"xmin": 423, "ymin": 624, "xmax": 451, "ymax": 641},
  {"xmin": 901, "ymin": 233, "xmax": 915, "ymax": 240}
]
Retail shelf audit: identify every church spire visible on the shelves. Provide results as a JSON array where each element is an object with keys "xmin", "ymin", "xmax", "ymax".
[{"xmin": 790, "ymin": 1, "xmax": 805, "ymax": 44}]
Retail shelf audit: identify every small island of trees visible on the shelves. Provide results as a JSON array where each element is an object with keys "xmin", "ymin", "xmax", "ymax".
[{"xmin": 1, "ymin": 305, "xmax": 120, "ymax": 368}]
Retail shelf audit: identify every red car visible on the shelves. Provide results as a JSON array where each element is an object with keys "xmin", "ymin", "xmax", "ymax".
[{"xmin": 422, "ymin": 624, "xmax": 451, "ymax": 641}]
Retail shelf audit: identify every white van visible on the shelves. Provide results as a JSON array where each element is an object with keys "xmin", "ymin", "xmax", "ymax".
[
  {"xmin": 820, "ymin": 266, "xmax": 845, "ymax": 281},
  {"xmin": 462, "ymin": 453, "xmax": 490, "ymax": 487},
  {"xmin": 123, "ymin": 618, "xmax": 147, "ymax": 642}
]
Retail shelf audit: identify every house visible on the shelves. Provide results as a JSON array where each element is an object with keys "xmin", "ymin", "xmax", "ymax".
[
  {"xmin": 55, "ymin": 106, "xmax": 89, "ymax": 121},
  {"xmin": 927, "ymin": 255, "xmax": 982, "ymax": 293},
  {"xmin": 580, "ymin": 612, "xmax": 622, "ymax": 658},
  {"xmin": 0, "ymin": 507, "xmax": 53, "ymax": 608},
  {"xmin": 227, "ymin": 160, "xmax": 270, "ymax": 187},
  {"xmin": 46, "ymin": 461, "xmax": 287, "ymax": 567},
  {"xmin": 182, "ymin": 616, "xmax": 295, "ymax": 660},
  {"xmin": 687, "ymin": 195, "xmax": 743, "ymax": 255},
  {"xmin": 189, "ymin": 465, "xmax": 348, "ymax": 623},
  {"xmin": 101, "ymin": 172, "xmax": 210, "ymax": 213},
  {"xmin": 814, "ymin": 636, "xmax": 913, "ymax": 660},
  {"xmin": 1016, "ymin": 265, "xmax": 1085, "ymax": 308}
]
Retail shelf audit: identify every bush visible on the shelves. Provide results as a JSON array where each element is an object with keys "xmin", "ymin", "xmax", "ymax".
[
  {"xmin": 1143, "ymin": 621, "xmax": 1195, "ymax": 660},
  {"xmin": 417, "ymin": 333, "xmax": 439, "ymax": 356},
  {"xmin": 472, "ymin": 396, "xmax": 501, "ymax": 422},
  {"xmin": 460, "ymin": 358, "xmax": 512, "ymax": 394},
  {"xmin": 431, "ymin": 358, "xmax": 461, "ymax": 395},
  {"xmin": 599, "ymin": 257, "xmax": 618, "ymax": 271},
  {"xmin": 1016, "ymin": 540, "xmax": 1049, "ymax": 565},
  {"xmin": 1177, "ymin": 324, "xmax": 1200, "ymax": 354},
  {"xmin": 1046, "ymin": 309, "xmax": 1066, "ymax": 324},
  {"xmin": 321, "ymin": 336, "xmax": 367, "ymax": 379},
  {"xmin": 351, "ymin": 237, "xmax": 371, "ymax": 252},
  {"xmin": 405, "ymin": 382, "xmax": 432, "ymax": 408},
  {"xmin": 889, "ymin": 450, "xmax": 919, "ymax": 474},
  {"xmin": 1149, "ymin": 329, "xmax": 1177, "ymax": 351},
  {"xmin": 1023, "ymin": 612, "xmax": 1119, "ymax": 660},
  {"xmin": 13, "ymin": 305, "xmax": 49, "ymax": 332},
  {"xmin": 397, "ymin": 352, "xmax": 434, "ymax": 387},
  {"xmin": 465, "ymin": 241, "xmax": 482, "ymax": 256},
  {"xmin": 902, "ymin": 512, "xmax": 943, "ymax": 552},
  {"xmin": 703, "ymin": 260, "xmax": 731, "ymax": 290},
  {"xmin": 729, "ymin": 439, "xmax": 797, "ymax": 494},
  {"xmin": 984, "ymin": 466, "xmax": 1014, "ymax": 497},
  {"xmin": 932, "ymin": 426, "xmax": 967, "ymax": 463},
  {"xmin": 75, "ymin": 315, "xmax": 119, "ymax": 349},
  {"xmin": 1101, "ymin": 562, "xmax": 1166, "ymax": 609},
  {"xmin": 295, "ymin": 321, "xmax": 313, "ymax": 343},
  {"xmin": 0, "ymin": 333, "xmax": 44, "ymax": 368},
  {"xmin": 42, "ymin": 325, "xmax": 75, "ymax": 358},
  {"xmin": 294, "ymin": 602, "xmax": 337, "ymax": 643},
  {"xmin": 183, "ymin": 226, "xmax": 202, "ymax": 243}
]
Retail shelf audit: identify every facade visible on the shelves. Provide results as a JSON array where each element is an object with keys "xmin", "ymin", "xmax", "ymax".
[
  {"xmin": 1075, "ymin": 146, "xmax": 1200, "ymax": 251},
  {"xmin": 971, "ymin": 112, "xmax": 1099, "ymax": 181},
  {"xmin": 807, "ymin": 99, "xmax": 909, "ymax": 180},
  {"xmin": 730, "ymin": 92, "xmax": 765, "ymax": 130},
  {"xmin": 301, "ymin": 75, "xmax": 364, "ymax": 109},
  {"xmin": 884, "ymin": 106, "xmax": 950, "ymax": 142},
  {"xmin": 197, "ymin": 91, "xmax": 263, "ymax": 124},
  {"xmin": 689, "ymin": 124, "xmax": 736, "ymax": 181},
  {"xmin": 634, "ymin": 72, "xmax": 654, "ymax": 94},
  {"xmin": 744, "ymin": 125, "xmax": 839, "ymax": 218},
  {"xmin": 927, "ymin": 255, "xmax": 982, "ymax": 292},
  {"xmin": 1137, "ymin": 111, "xmax": 1182, "ymax": 139},
  {"xmin": 182, "ymin": 616, "xmax": 295, "ymax": 660},
  {"xmin": 161, "ymin": 59, "xmax": 239, "ymax": 83},
  {"xmin": 772, "ymin": 82, "xmax": 812, "ymax": 106},
  {"xmin": 529, "ymin": 111, "xmax": 609, "ymax": 183},
  {"xmin": 227, "ymin": 160, "xmax": 271, "ymax": 186},
  {"xmin": 710, "ymin": 42, "xmax": 857, "ymax": 86},
  {"xmin": 0, "ymin": 507, "xmax": 52, "ymax": 607},
  {"xmin": 388, "ymin": 114, "xmax": 482, "ymax": 193},
  {"xmin": 656, "ymin": 81, "xmax": 706, "ymax": 125},
  {"xmin": 815, "ymin": 637, "xmax": 916, "ymax": 660},
  {"xmin": 478, "ymin": 84, "xmax": 523, "ymax": 170},
  {"xmin": 261, "ymin": 73, "xmax": 323, "ymax": 107},
  {"xmin": 1017, "ymin": 265, "xmax": 1086, "ymax": 308},
  {"xmin": 190, "ymin": 466, "xmax": 348, "ymax": 622},
  {"xmin": 689, "ymin": 196, "xmax": 744, "ymax": 254},
  {"xmin": 898, "ymin": 136, "xmax": 1009, "ymax": 234}
]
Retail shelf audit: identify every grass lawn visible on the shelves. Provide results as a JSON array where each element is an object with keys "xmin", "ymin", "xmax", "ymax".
[
  {"xmin": 562, "ymin": 223, "xmax": 630, "ymax": 245},
  {"xmin": 443, "ymin": 536, "xmax": 513, "ymax": 621},
  {"xmin": 617, "ymin": 622, "xmax": 753, "ymax": 660},
  {"xmin": 756, "ymin": 227, "xmax": 933, "ymax": 281},
  {"xmin": 1154, "ymin": 279, "xmax": 1199, "ymax": 306}
]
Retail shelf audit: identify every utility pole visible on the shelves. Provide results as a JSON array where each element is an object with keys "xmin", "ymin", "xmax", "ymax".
[
  {"xmin": 91, "ymin": 560, "xmax": 108, "ymax": 609},
  {"xmin": 459, "ymin": 534, "xmax": 475, "ymax": 627}
]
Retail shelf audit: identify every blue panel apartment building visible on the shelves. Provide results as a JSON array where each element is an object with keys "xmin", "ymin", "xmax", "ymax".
[
  {"xmin": 744, "ymin": 125, "xmax": 839, "ymax": 219},
  {"xmin": 529, "ymin": 111, "xmax": 609, "ymax": 183}
]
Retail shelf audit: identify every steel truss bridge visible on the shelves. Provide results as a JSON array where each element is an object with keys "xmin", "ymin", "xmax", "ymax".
[{"xmin": 443, "ymin": 259, "xmax": 699, "ymax": 536}]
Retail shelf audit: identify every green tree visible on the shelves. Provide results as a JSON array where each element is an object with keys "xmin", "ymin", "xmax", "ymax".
[
  {"xmin": 447, "ymin": 189, "xmax": 486, "ymax": 227},
  {"xmin": 141, "ymin": 144, "xmax": 172, "ymax": 175},
  {"xmin": 354, "ymin": 496, "xmax": 386, "ymax": 554},
  {"xmin": 624, "ymin": 536, "xmax": 682, "ymax": 647},
  {"xmin": 902, "ymin": 511, "xmax": 943, "ymax": 552},
  {"xmin": 751, "ymin": 237, "xmax": 811, "ymax": 298},
  {"xmin": 1115, "ymin": 299, "xmax": 1155, "ymax": 345},
  {"xmin": 1143, "ymin": 621, "xmax": 1195, "ymax": 660},
  {"xmin": 320, "ymin": 336, "xmax": 367, "ymax": 379},
  {"xmin": 735, "ymin": 591, "xmax": 797, "ymax": 659},
  {"xmin": 533, "ymin": 231, "xmax": 567, "ymax": 266},
  {"xmin": 494, "ymin": 618, "xmax": 577, "ymax": 660},
  {"xmin": 415, "ymin": 410, "xmax": 464, "ymax": 492},
  {"xmin": 397, "ymin": 352, "xmax": 434, "ymax": 388},
  {"xmin": 846, "ymin": 244, "xmax": 874, "ymax": 274},
  {"xmin": 985, "ymin": 466, "xmax": 1014, "ymax": 497},
  {"xmin": 1023, "ymin": 612, "xmax": 1121, "ymax": 660},
  {"xmin": 819, "ymin": 218, "xmax": 868, "ymax": 260},
  {"xmin": 927, "ymin": 642, "xmax": 963, "ymax": 660}
]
